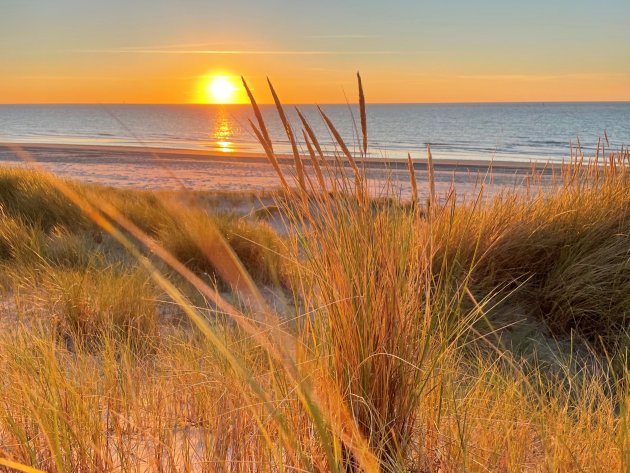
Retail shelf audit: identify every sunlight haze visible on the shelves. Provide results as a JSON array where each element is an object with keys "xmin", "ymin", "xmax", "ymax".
[{"xmin": 2, "ymin": 0, "xmax": 629, "ymax": 103}]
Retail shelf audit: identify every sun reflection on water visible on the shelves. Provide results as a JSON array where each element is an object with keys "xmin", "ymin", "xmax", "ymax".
[
  {"xmin": 212, "ymin": 108, "xmax": 234, "ymax": 153},
  {"xmin": 216, "ymin": 141, "xmax": 233, "ymax": 152}
]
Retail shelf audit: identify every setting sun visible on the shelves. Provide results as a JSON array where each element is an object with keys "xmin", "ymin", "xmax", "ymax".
[{"xmin": 204, "ymin": 76, "xmax": 238, "ymax": 104}]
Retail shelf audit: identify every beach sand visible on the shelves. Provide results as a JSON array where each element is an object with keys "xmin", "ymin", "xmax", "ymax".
[{"xmin": 0, "ymin": 143, "xmax": 554, "ymax": 198}]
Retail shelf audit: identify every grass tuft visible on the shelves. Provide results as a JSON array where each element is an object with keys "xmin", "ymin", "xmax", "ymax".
[{"xmin": 43, "ymin": 267, "xmax": 158, "ymax": 352}]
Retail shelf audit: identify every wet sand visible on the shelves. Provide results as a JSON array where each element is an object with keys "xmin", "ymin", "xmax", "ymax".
[{"xmin": 0, "ymin": 142, "xmax": 556, "ymax": 198}]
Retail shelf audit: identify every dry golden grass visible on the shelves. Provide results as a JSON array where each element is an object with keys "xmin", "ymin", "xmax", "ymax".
[{"xmin": 0, "ymin": 76, "xmax": 629, "ymax": 472}]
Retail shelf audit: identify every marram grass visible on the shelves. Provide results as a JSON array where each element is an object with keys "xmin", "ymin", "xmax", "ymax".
[{"xmin": 0, "ymin": 77, "xmax": 629, "ymax": 471}]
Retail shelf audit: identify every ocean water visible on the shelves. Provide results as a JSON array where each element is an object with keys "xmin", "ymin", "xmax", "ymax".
[{"xmin": 0, "ymin": 102, "xmax": 628, "ymax": 163}]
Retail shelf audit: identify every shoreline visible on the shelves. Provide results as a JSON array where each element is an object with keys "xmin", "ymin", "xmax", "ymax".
[
  {"xmin": 0, "ymin": 141, "xmax": 557, "ymax": 168},
  {"xmin": 0, "ymin": 142, "xmax": 556, "ymax": 195}
]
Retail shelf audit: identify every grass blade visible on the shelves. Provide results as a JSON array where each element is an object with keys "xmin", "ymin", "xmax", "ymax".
[
  {"xmin": 357, "ymin": 72, "xmax": 368, "ymax": 158},
  {"xmin": 267, "ymin": 78, "xmax": 306, "ymax": 190}
]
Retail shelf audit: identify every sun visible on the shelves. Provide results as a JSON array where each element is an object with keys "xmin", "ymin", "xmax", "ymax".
[
  {"xmin": 195, "ymin": 73, "xmax": 246, "ymax": 104},
  {"xmin": 206, "ymin": 76, "xmax": 237, "ymax": 104}
]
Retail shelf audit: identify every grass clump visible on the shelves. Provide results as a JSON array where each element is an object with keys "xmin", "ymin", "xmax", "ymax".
[
  {"xmin": 43, "ymin": 266, "xmax": 158, "ymax": 352},
  {"xmin": 157, "ymin": 207, "xmax": 287, "ymax": 289},
  {"xmin": 441, "ymin": 175, "xmax": 630, "ymax": 355},
  {"xmin": 0, "ymin": 212, "xmax": 42, "ymax": 263},
  {"xmin": 42, "ymin": 226, "xmax": 104, "ymax": 269},
  {"xmin": 0, "ymin": 168, "xmax": 288, "ymax": 290},
  {"xmin": 0, "ymin": 169, "xmax": 87, "ymax": 231}
]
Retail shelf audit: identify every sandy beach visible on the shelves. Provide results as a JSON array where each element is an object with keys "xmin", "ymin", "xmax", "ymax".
[{"xmin": 0, "ymin": 142, "xmax": 552, "ymax": 198}]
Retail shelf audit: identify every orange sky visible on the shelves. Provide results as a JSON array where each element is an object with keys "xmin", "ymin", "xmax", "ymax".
[{"xmin": 2, "ymin": 0, "xmax": 629, "ymax": 104}]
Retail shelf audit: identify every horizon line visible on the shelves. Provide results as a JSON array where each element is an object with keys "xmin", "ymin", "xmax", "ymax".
[{"xmin": 2, "ymin": 100, "xmax": 630, "ymax": 106}]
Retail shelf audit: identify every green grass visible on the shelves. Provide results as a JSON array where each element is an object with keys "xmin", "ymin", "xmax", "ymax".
[{"xmin": 0, "ymin": 77, "xmax": 629, "ymax": 471}]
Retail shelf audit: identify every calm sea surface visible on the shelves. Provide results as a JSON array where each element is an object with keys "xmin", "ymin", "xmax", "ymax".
[{"xmin": 0, "ymin": 103, "xmax": 628, "ymax": 162}]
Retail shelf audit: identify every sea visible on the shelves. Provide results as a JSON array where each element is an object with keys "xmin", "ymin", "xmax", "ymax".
[{"xmin": 0, "ymin": 102, "xmax": 628, "ymax": 163}]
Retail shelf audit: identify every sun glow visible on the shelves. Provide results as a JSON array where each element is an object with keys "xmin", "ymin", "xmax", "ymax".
[{"xmin": 203, "ymin": 76, "xmax": 239, "ymax": 104}]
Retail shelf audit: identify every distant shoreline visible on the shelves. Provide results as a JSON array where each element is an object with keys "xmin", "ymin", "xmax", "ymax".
[
  {"xmin": 0, "ymin": 142, "xmax": 557, "ymax": 195},
  {"xmin": 0, "ymin": 141, "xmax": 553, "ymax": 168}
]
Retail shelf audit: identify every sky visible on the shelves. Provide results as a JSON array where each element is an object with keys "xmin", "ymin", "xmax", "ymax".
[{"xmin": 1, "ymin": 0, "xmax": 629, "ymax": 104}]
